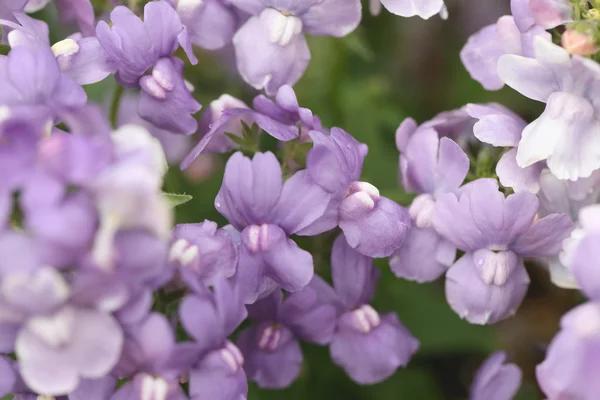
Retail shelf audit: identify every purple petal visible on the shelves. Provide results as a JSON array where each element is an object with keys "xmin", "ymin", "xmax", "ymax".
[
  {"xmin": 497, "ymin": 53, "xmax": 559, "ymax": 103},
  {"xmin": 215, "ymin": 152, "xmax": 283, "ymax": 231},
  {"xmin": 379, "ymin": 0, "xmax": 445, "ymax": 19},
  {"xmin": 445, "ymin": 254, "xmax": 529, "ymax": 324},
  {"xmin": 400, "ymin": 128, "xmax": 438, "ymax": 194},
  {"xmin": 247, "ymin": 290, "xmax": 282, "ymax": 321},
  {"xmin": 180, "ymin": 292, "xmax": 224, "ymax": 354},
  {"xmin": 55, "ymin": 0, "xmax": 95, "ymax": 36},
  {"xmin": 179, "ymin": 0, "xmax": 236, "ymax": 50},
  {"xmin": 144, "ymin": 1, "xmax": 192, "ymax": 61},
  {"xmin": 58, "ymin": 37, "xmax": 116, "ymax": 85},
  {"xmin": 69, "ymin": 377, "xmax": 117, "ymax": 400},
  {"xmin": 436, "ymin": 137, "xmax": 470, "ymax": 193},
  {"xmin": 301, "ymin": 0, "xmax": 361, "ymax": 37},
  {"xmin": 138, "ymin": 57, "xmax": 202, "ymax": 135},
  {"xmin": 279, "ymin": 287, "xmax": 337, "ymax": 344},
  {"xmin": 496, "ymin": 149, "xmax": 544, "ymax": 193},
  {"xmin": 389, "ymin": 225, "xmax": 455, "ymax": 283},
  {"xmin": 233, "ymin": 13, "xmax": 310, "ymax": 95},
  {"xmin": 0, "ymin": 356, "xmax": 16, "ymax": 397},
  {"xmin": 470, "ymin": 351, "xmax": 522, "ymax": 400},
  {"xmin": 571, "ymin": 235, "xmax": 600, "ymax": 300},
  {"xmin": 330, "ymin": 312, "xmax": 419, "ymax": 384},
  {"xmin": 237, "ymin": 324, "xmax": 302, "ymax": 389},
  {"xmin": 189, "ymin": 345, "xmax": 248, "ymax": 400},
  {"xmin": 331, "ymin": 234, "xmax": 379, "ymax": 309},
  {"xmin": 272, "ymin": 170, "xmax": 331, "ymax": 234},
  {"xmin": 339, "ymin": 192, "xmax": 411, "ymax": 258},
  {"xmin": 512, "ymin": 213, "xmax": 574, "ymax": 257}
]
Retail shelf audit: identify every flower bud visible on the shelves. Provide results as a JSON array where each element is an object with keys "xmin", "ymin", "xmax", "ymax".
[{"xmin": 561, "ymin": 29, "xmax": 599, "ymax": 56}]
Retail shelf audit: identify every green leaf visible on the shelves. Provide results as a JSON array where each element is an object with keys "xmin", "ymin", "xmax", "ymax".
[
  {"xmin": 163, "ymin": 193, "xmax": 193, "ymax": 208},
  {"xmin": 0, "ymin": 44, "xmax": 10, "ymax": 56}
]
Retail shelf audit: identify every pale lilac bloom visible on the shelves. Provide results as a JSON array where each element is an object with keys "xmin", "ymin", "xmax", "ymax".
[
  {"xmin": 470, "ymin": 352, "xmax": 522, "ymax": 400},
  {"xmin": 498, "ymin": 38, "xmax": 600, "ymax": 180},
  {"xmin": 566, "ymin": 205, "xmax": 600, "ymax": 301},
  {"xmin": 537, "ymin": 301, "xmax": 600, "ymax": 399},
  {"xmin": 312, "ymin": 235, "xmax": 419, "ymax": 384},
  {"xmin": 169, "ymin": 221, "xmax": 238, "ymax": 292},
  {"xmin": 96, "ymin": 2, "xmax": 201, "ymax": 134},
  {"xmin": 512, "ymin": 0, "xmax": 572, "ymax": 31},
  {"xmin": 302, "ymin": 128, "xmax": 411, "ymax": 258},
  {"xmin": 229, "ymin": 0, "xmax": 361, "ymax": 94},
  {"xmin": 111, "ymin": 313, "xmax": 189, "ymax": 400},
  {"xmin": 0, "ymin": 12, "xmax": 115, "ymax": 85},
  {"xmin": 390, "ymin": 130, "xmax": 467, "ymax": 282},
  {"xmin": 0, "ymin": 45, "xmax": 87, "ymax": 115},
  {"xmin": 0, "ymin": 356, "xmax": 15, "ymax": 397},
  {"xmin": 182, "ymin": 85, "xmax": 318, "ymax": 169},
  {"xmin": 433, "ymin": 178, "xmax": 573, "ymax": 324},
  {"xmin": 237, "ymin": 288, "xmax": 336, "ymax": 388},
  {"xmin": 215, "ymin": 151, "xmax": 330, "ymax": 303},
  {"xmin": 55, "ymin": 0, "xmax": 96, "ymax": 36},
  {"xmin": 538, "ymin": 171, "xmax": 600, "ymax": 289},
  {"xmin": 173, "ymin": 0, "xmax": 238, "ymax": 50},
  {"xmin": 0, "ymin": 0, "xmax": 26, "ymax": 27},
  {"xmin": 23, "ymin": 0, "xmax": 50, "ymax": 13},
  {"xmin": 461, "ymin": 14, "xmax": 550, "ymax": 91},
  {"xmin": 466, "ymin": 103, "xmax": 544, "ymax": 193},
  {"xmin": 179, "ymin": 279, "xmax": 248, "ymax": 400},
  {"xmin": 378, "ymin": 0, "xmax": 447, "ymax": 20}
]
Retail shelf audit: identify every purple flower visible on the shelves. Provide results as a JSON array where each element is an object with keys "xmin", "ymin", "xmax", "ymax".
[
  {"xmin": 315, "ymin": 235, "xmax": 419, "ymax": 384},
  {"xmin": 498, "ymin": 38, "xmax": 600, "ymax": 180},
  {"xmin": 303, "ymin": 128, "xmax": 411, "ymax": 258},
  {"xmin": 112, "ymin": 313, "xmax": 188, "ymax": 400},
  {"xmin": 460, "ymin": 14, "xmax": 550, "ymax": 91},
  {"xmin": 466, "ymin": 103, "xmax": 544, "ymax": 193},
  {"xmin": 15, "ymin": 305, "xmax": 123, "ymax": 395},
  {"xmin": 378, "ymin": 0, "xmax": 447, "ymax": 19},
  {"xmin": 568, "ymin": 205, "xmax": 600, "ymax": 300},
  {"xmin": 173, "ymin": 0, "xmax": 238, "ymax": 50},
  {"xmin": 391, "ymin": 131, "xmax": 467, "ymax": 282},
  {"xmin": 96, "ymin": 2, "xmax": 201, "ymax": 134},
  {"xmin": 237, "ymin": 289, "xmax": 336, "ymax": 388},
  {"xmin": 179, "ymin": 279, "xmax": 248, "ymax": 400},
  {"xmin": 537, "ymin": 301, "xmax": 600, "ymax": 399},
  {"xmin": 55, "ymin": 0, "xmax": 96, "ymax": 36},
  {"xmin": 0, "ymin": 356, "xmax": 16, "ymax": 397},
  {"xmin": 0, "ymin": 106, "xmax": 49, "ymax": 192},
  {"xmin": 470, "ymin": 352, "xmax": 522, "ymax": 400},
  {"xmin": 169, "ymin": 220, "xmax": 238, "ymax": 292},
  {"xmin": 182, "ymin": 85, "xmax": 319, "ymax": 169},
  {"xmin": 0, "ymin": 46, "xmax": 87, "ymax": 115},
  {"xmin": 215, "ymin": 151, "xmax": 330, "ymax": 302},
  {"xmin": 229, "ymin": 0, "xmax": 361, "ymax": 94},
  {"xmin": 0, "ymin": 0, "xmax": 26, "ymax": 23},
  {"xmin": 433, "ymin": 178, "xmax": 573, "ymax": 324},
  {"xmin": 513, "ymin": 0, "xmax": 572, "ymax": 31}
]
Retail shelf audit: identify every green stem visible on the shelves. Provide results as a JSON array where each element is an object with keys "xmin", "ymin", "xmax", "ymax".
[{"xmin": 109, "ymin": 85, "xmax": 124, "ymax": 129}]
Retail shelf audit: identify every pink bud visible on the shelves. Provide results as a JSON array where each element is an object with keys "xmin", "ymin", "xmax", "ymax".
[{"xmin": 562, "ymin": 29, "xmax": 599, "ymax": 56}]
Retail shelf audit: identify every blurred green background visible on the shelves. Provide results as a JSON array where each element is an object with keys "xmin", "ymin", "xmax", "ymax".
[{"xmin": 39, "ymin": 0, "xmax": 584, "ymax": 398}]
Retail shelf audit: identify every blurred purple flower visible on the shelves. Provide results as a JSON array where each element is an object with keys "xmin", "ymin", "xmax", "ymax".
[
  {"xmin": 378, "ymin": 0, "xmax": 447, "ymax": 20},
  {"xmin": 173, "ymin": 0, "xmax": 238, "ymax": 50},
  {"xmin": 434, "ymin": 178, "xmax": 573, "ymax": 324},
  {"xmin": 537, "ymin": 301, "xmax": 600, "ymax": 399},
  {"xmin": 169, "ymin": 220, "xmax": 238, "ymax": 292},
  {"xmin": 55, "ymin": 0, "xmax": 96, "ymax": 36},
  {"xmin": 179, "ymin": 279, "xmax": 248, "ymax": 400},
  {"xmin": 568, "ymin": 205, "xmax": 600, "ymax": 300},
  {"xmin": 229, "ymin": 0, "xmax": 361, "ymax": 94},
  {"xmin": 470, "ymin": 352, "xmax": 522, "ymax": 400}
]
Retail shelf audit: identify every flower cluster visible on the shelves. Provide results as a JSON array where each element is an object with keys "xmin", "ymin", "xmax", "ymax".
[{"xmin": 0, "ymin": 0, "xmax": 599, "ymax": 399}]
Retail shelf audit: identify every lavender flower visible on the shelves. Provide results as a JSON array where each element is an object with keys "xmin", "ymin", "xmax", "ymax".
[
  {"xmin": 182, "ymin": 85, "xmax": 319, "ymax": 169},
  {"xmin": 169, "ymin": 221, "xmax": 238, "ymax": 292},
  {"xmin": 229, "ymin": 0, "xmax": 362, "ymax": 94},
  {"xmin": 469, "ymin": 352, "xmax": 522, "ymax": 400},
  {"xmin": 179, "ymin": 279, "xmax": 248, "ymax": 400},
  {"xmin": 378, "ymin": 0, "xmax": 447, "ymax": 20},
  {"xmin": 466, "ymin": 103, "xmax": 544, "ymax": 193},
  {"xmin": 313, "ymin": 235, "xmax": 419, "ymax": 384},
  {"xmin": 214, "ymin": 151, "xmax": 330, "ymax": 302},
  {"xmin": 512, "ymin": 0, "xmax": 572, "ymax": 31},
  {"xmin": 237, "ymin": 289, "xmax": 336, "ymax": 388},
  {"xmin": 390, "ymin": 130, "xmax": 467, "ymax": 282},
  {"xmin": 567, "ymin": 205, "xmax": 600, "ymax": 300},
  {"xmin": 302, "ymin": 128, "xmax": 411, "ymax": 258},
  {"xmin": 498, "ymin": 37, "xmax": 600, "ymax": 180},
  {"xmin": 460, "ymin": 13, "xmax": 550, "ymax": 91},
  {"xmin": 173, "ymin": 0, "xmax": 238, "ymax": 50},
  {"xmin": 433, "ymin": 178, "xmax": 573, "ymax": 324},
  {"xmin": 537, "ymin": 301, "xmax": 600, "ymax": 399},
  {"xmin": 0, "ymin": 0, "xmax": 26, "ymax": 23},
  {"xmin": 96, "ymin": 2, "xmax": 201, "ymax": 134},
  {"xmin": 55, "ymin": 0, "xmax": 96, "ymax": 36}
]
